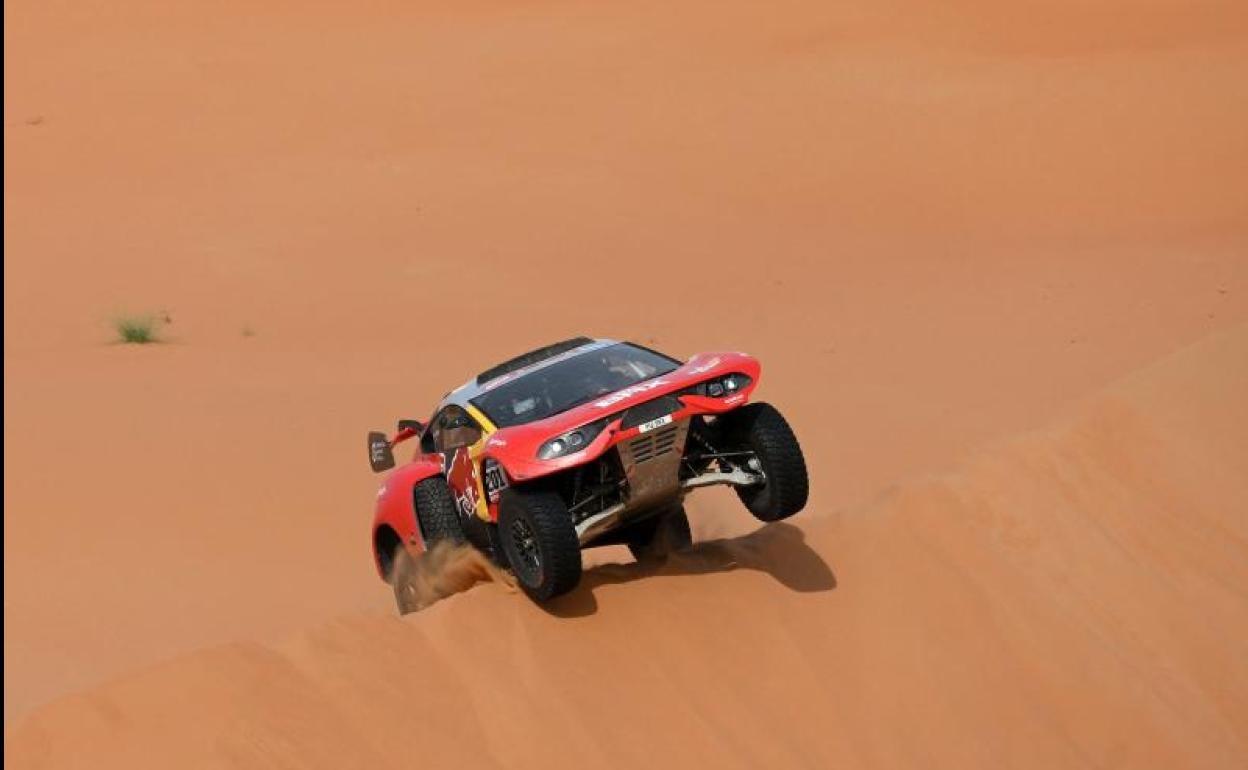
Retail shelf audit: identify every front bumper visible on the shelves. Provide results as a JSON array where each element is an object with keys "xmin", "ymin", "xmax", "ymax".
[{"xmin": 573, "ymin": 416, "xmax": 764, "ymax": 545}]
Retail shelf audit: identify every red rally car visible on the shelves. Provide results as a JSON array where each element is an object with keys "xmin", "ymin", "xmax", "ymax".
[{"xmin": 368, "ymin": 337, "xmax": 808, "ymax": 607}]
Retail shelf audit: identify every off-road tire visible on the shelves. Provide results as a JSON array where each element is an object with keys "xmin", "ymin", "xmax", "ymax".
[
  {"xmin": 498, "ymin": 488, "xmax": 582, "ymax": 601},
  {"xmin": 627, "ymin": 505, "xmax": 693, "ymax": 563},
  {"xmin": 484, "ymin": 522, "xmax": 511, "ymax": 568},
  {"xmin": 726, "ymin": 402, "xmax": 809, "ymax": 522},
  {"xmin": 414, "ymin": 477, "xmax": 465, "ymax": 546}
]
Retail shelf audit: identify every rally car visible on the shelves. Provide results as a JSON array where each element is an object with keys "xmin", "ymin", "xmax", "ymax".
[{"xmin": 368, "ymin": 337, "xmax": 808, "ymax": 607}]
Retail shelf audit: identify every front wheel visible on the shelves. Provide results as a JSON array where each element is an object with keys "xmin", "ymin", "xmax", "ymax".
[
  {"xmin": 497, "ymin": 488, "xmax": 582, "ymax": 601},
  {"xmin": 725, "ymin": 402, "xmax": 809, "ymax": 522}
]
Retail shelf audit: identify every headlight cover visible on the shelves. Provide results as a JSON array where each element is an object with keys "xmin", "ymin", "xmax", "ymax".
[
  {"xmin": 537, "ymin": 418, "xmax": 612, "ymax": 460},
  {"xmin": 684, "ymin": 372, "xmax": 752, "ymax": 398}
]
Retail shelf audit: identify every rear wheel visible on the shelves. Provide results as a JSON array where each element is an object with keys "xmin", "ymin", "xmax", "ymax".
[
  {"xmin": 725, "ymin": 403, "xmax": 809, "ymax": 522},
  {"xmin": 627, "ymin": 505, "xmax": 693, "ymax": 563},
  {"xmin": 498, "ymin": 488, "xmax": 582, "ymax": 601},
  {"xmin": 414, "ymin": 477, "xmax": 464, "ymax": 546},
  {"xmin": 391, "ymin": 477, "xmax": 466, "ymax": 614}
]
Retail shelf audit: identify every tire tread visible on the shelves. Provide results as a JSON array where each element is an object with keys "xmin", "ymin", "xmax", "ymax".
[
  {"xmin": 730, "ymin": 402, "xmax": 809, "ymax": 521},
  {"xmin": 499, "ymin": 488, "xmax": 582, "ymax": 601},
  {"xmin": 414, "ymin": 477, "xmax": 465, "ymax": 545}
]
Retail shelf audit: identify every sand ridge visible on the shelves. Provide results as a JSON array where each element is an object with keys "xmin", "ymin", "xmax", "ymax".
[
  {"xmin": 4, "ymin": 0, "xmax": 1248, "ymax": 765},
  {"xmin": 6, "ymin": 326, "xmax": 1247, "ymax": 769}
]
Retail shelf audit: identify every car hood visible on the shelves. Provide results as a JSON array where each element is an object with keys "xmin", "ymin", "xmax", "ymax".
[{"xmin": 483, "ymin": 350, "xmax": 761, "ymax": 481}]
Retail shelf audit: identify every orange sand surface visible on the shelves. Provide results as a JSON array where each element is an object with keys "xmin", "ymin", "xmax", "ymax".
[{"xmin": 4, "ymin": 0, "xmax": 1247, "ymax": 766}]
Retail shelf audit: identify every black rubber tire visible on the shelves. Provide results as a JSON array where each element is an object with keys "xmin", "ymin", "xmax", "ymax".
[
  {"xmin": 726, "ymin": 402, "xmax": 809, "ymax": 522},
  {"xmin": 627, "ymin": 505, "xmax": 693, "ymax": 563},
  {"xmin": 497, "ymin": 488, "xmax": 582, "ymax": 602},
  {"xmin": 484, "ymin": 522, "xmax": 511, "ymax": 568},
  {"xmin": 414, "ymin": 477, "xmax": 465, "ymax": 546}
]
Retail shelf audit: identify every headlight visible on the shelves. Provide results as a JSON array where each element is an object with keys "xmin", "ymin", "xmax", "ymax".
[
  {"xmin": 537, "ymin": 418, "xmax": 611, "ymax": 460},
  {"xmin": 690, "ymin": 373, "xmax": 752, "ymax": 398}
]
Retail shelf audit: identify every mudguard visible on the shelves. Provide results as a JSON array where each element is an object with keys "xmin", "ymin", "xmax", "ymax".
[{"xmin": 371, "ymin": 458, "xmax": 444, "ymax": 577}]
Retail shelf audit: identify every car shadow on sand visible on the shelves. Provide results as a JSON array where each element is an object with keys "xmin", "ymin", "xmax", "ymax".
[{"xmin": 543, "ymin": 521, "xmax": 837, "ymax": 618}]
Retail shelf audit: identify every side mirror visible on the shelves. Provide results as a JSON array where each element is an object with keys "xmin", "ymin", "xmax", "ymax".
[
  {"xmin": 368, "ymin": 431, "xmax": 396, "ymax": 473},
  {"xmin": 397, "ymin": 419, "xmax": 425, "ymax": 434}
]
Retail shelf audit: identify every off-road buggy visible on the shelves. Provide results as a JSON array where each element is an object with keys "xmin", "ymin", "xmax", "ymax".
[{"xmin": 368, "ymin": 337, "xmax": 808, "ymax": 606}]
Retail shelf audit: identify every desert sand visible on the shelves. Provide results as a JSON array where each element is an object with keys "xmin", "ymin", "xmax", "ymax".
[{"xmin": 4, "ymin": 0, "xmax": 1248, "ymax": 767}]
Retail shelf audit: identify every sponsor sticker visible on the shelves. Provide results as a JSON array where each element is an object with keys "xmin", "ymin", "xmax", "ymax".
[
  {"xmin": 594, "ymin": 378, "xmax": 670, "ymax": 409},
  {"xmin": 689, "ymin": 357, "xmax": 722, "ymax": 374},
  {"xmin": 455, "ymin": 488, "xmax": 477, "ymax": 518},
  {"xmin": 637, "ymin": 414, "xmax": 674, "ymax": 433},
  {"xmin": 446, "ymin": 447, "xmax": 484, "ymax": 519},
  {"xmin": 483, "ymin": 459, "xmax": 509, "ymax": 503}
]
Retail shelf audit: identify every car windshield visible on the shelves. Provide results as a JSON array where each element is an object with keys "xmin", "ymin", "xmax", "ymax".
[{"xmin": 471, "ymin": 343, "xmax": 681, "ymax": 428}]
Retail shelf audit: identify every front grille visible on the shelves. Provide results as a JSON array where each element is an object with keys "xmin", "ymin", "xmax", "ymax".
[
  {"xmin": 630, "ymin": 424, "xmax": 680, "ymax": 464},
  {"xmin": 620, "ymin": 395, "xmax": 683, "ymax": 429}
]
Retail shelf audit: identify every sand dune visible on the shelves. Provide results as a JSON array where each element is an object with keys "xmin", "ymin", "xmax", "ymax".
[
  {"xmin": 7, "ymin": 327, "xmax": 1246, "ymax": 769},
  {"xmin": 5, "ymin": 0, "xmax": 1248, "ymax": 765}
]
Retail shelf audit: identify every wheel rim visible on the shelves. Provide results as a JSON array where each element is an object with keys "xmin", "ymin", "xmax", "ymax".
[{"xmin": 509, "ymin": 516, "xmax": 542, "ymax": 583}]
